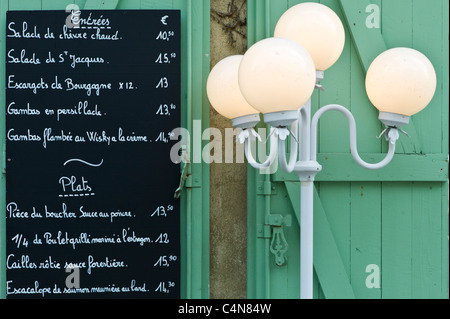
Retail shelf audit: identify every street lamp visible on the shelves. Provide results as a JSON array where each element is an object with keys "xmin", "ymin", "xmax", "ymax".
[
  {"xmin": 207, "ymin": 2, "xmax": 437, "ymax": 299},
  {"xmin": 206, "ymin": 55, "xmax": 261, "ymax": 129}
]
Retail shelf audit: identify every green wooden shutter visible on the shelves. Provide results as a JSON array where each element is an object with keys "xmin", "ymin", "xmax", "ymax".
[
  {"xmin": 247, "ymin": 0, "xmax": 448, "ymax": 299},
  {"xmin": 0, "ymin": 0, "xmax": 210, "ymax": 299}
]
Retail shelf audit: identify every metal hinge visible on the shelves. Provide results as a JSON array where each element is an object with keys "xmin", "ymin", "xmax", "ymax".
[
  {"xmin": 257, "ymin": 214, "xmax": 292, "ymax": 266},
  {"xmin": 256, "ymin": 181, "xmax": 276, "ymax": 195},
  {"xmin": 173, "ymin": 147, "xmax": 201, "ymax": 199},
  {"xmin": 185, "ymin": 173, "xmax": 201, "ymax": 189},
  {"xmin": 174, "ymin": 146, "xmax": 189, "ymax": 199}
]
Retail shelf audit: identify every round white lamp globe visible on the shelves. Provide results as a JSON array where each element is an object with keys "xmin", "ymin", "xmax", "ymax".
[
  {"xmin": 274, "ymin": 2, "xmax": 345, "ymax": 71},
  {"xmin": 366, "ymin": 47, "xmax": 437, "ymax": 127},
  {"xmin": 207, "ymin": 55, "xmax": 261, "ymax": 128},
  {"xmin": 238, "ymin": 37, "xmax": 316, "ymax": 126}
]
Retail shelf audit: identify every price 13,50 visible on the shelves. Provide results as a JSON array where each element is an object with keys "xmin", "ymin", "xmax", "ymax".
[
  {"xmin": 156, "ymin": 103, "xmax": 176, "ymax": 116},
  {"xmin": 151, "ymin": 205, "xmax": 174, "ymax": 217}
]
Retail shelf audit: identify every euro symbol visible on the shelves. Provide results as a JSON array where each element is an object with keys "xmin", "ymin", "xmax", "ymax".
[{"xmin": 161, "ymin": 15, "xmax": 168, "ymax": 25}]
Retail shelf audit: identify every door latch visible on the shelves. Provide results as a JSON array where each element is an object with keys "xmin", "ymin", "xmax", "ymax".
[
  {"xmin": 257, "ymin": 214, "xmax": 292, "ymax": 266},
  {"xmin": 174, "ymin": 146, "xmax": 189, "ymax": 199}
]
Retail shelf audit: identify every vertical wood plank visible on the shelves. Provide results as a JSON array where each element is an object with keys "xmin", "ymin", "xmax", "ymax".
[
  {"xmin": 381, "ymin": 182, "xmax": 412, "ymax": 298},
  {"xmin": 319, "ymin": 0, "xmax": 351, "ymax": 154},
  {"xmin": 351, "ymin": 0, "xmax": 382, "ymax": 154},
  {"xmin": 374, "ymin": 0, "xmax": 421, "ymax": 154},
  {"xmin": 338, "ymin": 0, "xmax": 386, "ymax": 72},
  {"xmin": 246, "ymin": 0, "xmax": 256, "ymax": 45},
  {"xmin": 380, "ymin": 0, "xmax": 414, "ymax": 154},
  {"xmin": 320, "ymin": 183, "xmax": 351, "ymax": 275},
  {"xmin": 411, "ymin": 183, "xmax": 442, "ymax": 298},
  {"xmin": 246, "ymin": 168, "xmax": 258, "ymax": 298},
  {"xmin": 442, "ymin": 0, "xmax": 449, "ymax": 155},
  {"xmin": 440, "ymin": 0, "xmax": 449, "ymax": 281},
  {"xmin": 412, "ymin": 0, "xmax": 442, "ymax": 154},
  {"xmin": 173, "ymin": 0, "xmax": 190, "ymax": 298},
  {"xmin": 348, "ymin": 2, "xmax": 383, "ymax": 272},
  {"xmin": 442, "ymin": 182, "xmax": 449, "ymax": 298},
  {"xmin": 381, "ymin": 0, "xmax": 413, "ymax": 47},
  {"xmin": 267, "ymin": 184, "xmax": 290, "ymax": 299},
  {"xmin": 286, "ymin": 213, "xmax": 301, "ymax": 298},
  {"xmin": 316, "ymin": 3, "xmax": 352, "ymax": 297},
  {"xmin": 351, "ymin": 182, "xmax": 381, "ymax": 298},
  {"xmin": 268, "ymin": 0, "xmax": 287, "ymax": 37},
  {"xmin": 189, "ymin": 0, "xmax": 210, "ymax": 299}
]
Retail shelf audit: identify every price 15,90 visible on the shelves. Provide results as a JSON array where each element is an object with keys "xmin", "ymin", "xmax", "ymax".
[{"xmin": 154, "ymin": 255, "xmax": 177, "ymax": 267}]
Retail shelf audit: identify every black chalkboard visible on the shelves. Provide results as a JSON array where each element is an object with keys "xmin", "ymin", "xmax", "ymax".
[{"xmin": 5, "ymin": 9, "xmax": 180, "ymax": 298}]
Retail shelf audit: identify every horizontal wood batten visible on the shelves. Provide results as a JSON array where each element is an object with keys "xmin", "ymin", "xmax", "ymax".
[{"xmin": 272, "ymin": 153, "xmax": 448, "ymax": 182}]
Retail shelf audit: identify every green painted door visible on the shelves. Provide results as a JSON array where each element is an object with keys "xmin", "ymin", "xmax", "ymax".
[
  {"xmin": 0, "ymin": 0, "xmax": 210, "ymax": 299},
  {"xmin": 247, "ymin": 0, "xmax": 448, "ymax": 299}
]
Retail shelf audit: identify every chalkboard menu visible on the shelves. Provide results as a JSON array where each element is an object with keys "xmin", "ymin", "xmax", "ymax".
[{"xmin": 5, "ymin": 10, "xmax": 181, "ymax": 298}]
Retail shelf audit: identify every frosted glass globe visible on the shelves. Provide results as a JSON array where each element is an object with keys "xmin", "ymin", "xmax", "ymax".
[
  {"xmin": 207, "ymin": 55, "xmax": 260, "ymax": 119},
  {"xmin": 366, "ymin": 47, "xmax": 437, "ymax": 116},
  {"xmin": 274, "ymin": 2, "xmax": 345, "ymax": 71},
  {"xmin": 238, "ymin": 37, "xmax": 316, "ymax": 114}
]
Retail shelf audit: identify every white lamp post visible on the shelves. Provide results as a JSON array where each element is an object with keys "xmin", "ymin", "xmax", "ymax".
[{"xmin": 207, "ymin": 2, "xmax": 437, "ymax": 299}]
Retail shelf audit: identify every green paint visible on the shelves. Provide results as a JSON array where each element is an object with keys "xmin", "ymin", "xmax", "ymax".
[
  {"xmin": 319, "ymin": 0, "xmax": 352, "ymax": 154},
  {"xmin": 339, "ymin": 0, "xmax": 423, "ymax": 154},
  {"xmin": 285, "ymin": 182, "xmax": 356, "ymax": 299},
  {"xmin": 83, "ymin": 0, "xmax": 119, "ymax": 9},
  {"xmin": 411, "ymin": 0, "xmax": 443, "ymax": 154},
  {"xmin": 272, "ymin": 153, "xmax": 448, "ymax": 182},
  {"xmin": 338, "ymin": 0, "xmax": 384, "ymax": 71},
  {"xmin": 350, "ymin": 182, "xmax": 381, "ymax": 298},
  {"xmin": 41, "ymin": 0, "xmax": 75, "ymax": 10},
  {"xmin": 247, "ymin": 0, "xmax": 448, "ymax": 299}
]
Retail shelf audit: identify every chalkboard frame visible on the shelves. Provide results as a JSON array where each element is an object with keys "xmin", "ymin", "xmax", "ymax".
[
  {"xmin": 4, "ymin": 8, "xmax": 182, "ymax": 299},
  {"xmin": 1, "ymin": 0, "xmax": 211, "ymax": 300}
]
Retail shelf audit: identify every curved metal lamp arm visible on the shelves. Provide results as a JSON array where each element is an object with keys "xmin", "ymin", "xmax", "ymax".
[
  {"xmin": 311, "ymin": 104, "xmax": 398, "ymax": 170},
  {"xmin": 242, "ymin": 127, "xmax": 279, "ymax": 169},
  {"xmin": 278, "ymin": 121, "xmax": 299, "ymax": 173}
]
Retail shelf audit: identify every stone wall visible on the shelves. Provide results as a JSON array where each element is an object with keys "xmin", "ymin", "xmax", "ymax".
[{"xmin": 209, "ymin": 0, "xmax": 248, "ymax": 299}]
